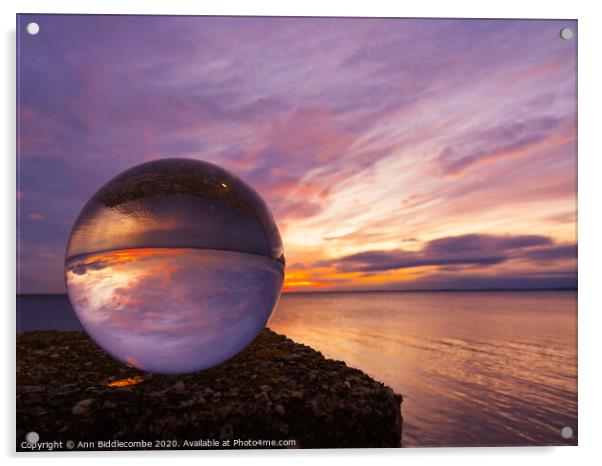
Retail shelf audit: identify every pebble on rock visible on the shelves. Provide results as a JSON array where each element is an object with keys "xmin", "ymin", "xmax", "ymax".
[
  {"xmin": 72, "ymin": 398, "xmax": 94, "ymax": 415},
  {"xmin": 173, "ymin": 381, "xmax": 186, "ymax": 392}
]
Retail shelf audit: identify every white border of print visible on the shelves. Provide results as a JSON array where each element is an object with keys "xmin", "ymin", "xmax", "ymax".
[{"xmin": 2, "ymin": 1, "xmax": 600, "ymax": 466}]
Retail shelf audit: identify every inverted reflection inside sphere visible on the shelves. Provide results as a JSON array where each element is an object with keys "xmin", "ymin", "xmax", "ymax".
[{"xmin": 65, "ymin": 159, "xmax": 285, "ymax": 374}]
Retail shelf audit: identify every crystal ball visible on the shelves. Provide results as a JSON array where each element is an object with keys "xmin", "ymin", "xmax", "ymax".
[{"xmin": 65, "ymin": 159, "xmax": 285, "ymax": 374}]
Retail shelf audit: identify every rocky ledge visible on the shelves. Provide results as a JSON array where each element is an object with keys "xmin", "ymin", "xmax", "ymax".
[{"xmin": 17, "ymin": 329, "xmax": 402, "ymax": 450}]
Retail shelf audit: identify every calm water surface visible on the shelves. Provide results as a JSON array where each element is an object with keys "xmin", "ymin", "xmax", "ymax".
[
  {"xmin": 18, "ymin": 291, "xmax": 577, "ymax": 447},
  {"xmin": 269, "ymin": 291, "xmax": 577, "ymax": 447}
]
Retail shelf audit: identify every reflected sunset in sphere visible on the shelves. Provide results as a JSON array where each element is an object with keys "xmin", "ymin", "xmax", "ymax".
[{"xmin": 65, "ymin": 159, "xmax": 285, "ymax": 374}]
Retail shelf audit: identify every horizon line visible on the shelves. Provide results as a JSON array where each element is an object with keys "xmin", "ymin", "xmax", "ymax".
[{"xmin": 16, "ymin": 287, "xmax": 578, "ymax": 297}]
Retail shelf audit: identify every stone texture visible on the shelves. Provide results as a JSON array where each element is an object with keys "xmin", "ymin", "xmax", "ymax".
[{"xmin": 17, "ymin": 329, "xmax": 402, "ymax": 450}]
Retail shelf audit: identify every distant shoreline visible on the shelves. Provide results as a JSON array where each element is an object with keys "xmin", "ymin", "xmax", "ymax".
[{"xmin": 17, "ymin": 288, "xmax": 578, "ymax": 297}]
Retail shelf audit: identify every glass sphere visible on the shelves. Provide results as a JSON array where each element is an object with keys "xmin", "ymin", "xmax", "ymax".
[{"xmin": 65, "ymin": 159, "xmax": 285, "ymax": 374}]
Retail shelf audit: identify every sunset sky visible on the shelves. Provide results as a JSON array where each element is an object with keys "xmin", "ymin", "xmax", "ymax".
[{"xmin": 17, "ymin": 15, "xmax": 577, "ymax": 293}]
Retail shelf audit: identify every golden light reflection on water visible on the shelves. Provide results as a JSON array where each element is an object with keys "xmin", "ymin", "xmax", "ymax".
[{"xmin": 269, "ymin": 290, "xmax": 577, "ymax": 447}]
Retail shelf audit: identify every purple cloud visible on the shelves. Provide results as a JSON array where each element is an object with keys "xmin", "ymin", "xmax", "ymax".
[
  {"xmin": 321, "ymin": 234, "xmax": 575, "ymax": 273},
  {"xmin": 437, "ymin": 116, "xmax": 568, "ymax": 175},
  {"xmin": 522, "ymin": 244, "xmax": 578, "ymax": 262}
]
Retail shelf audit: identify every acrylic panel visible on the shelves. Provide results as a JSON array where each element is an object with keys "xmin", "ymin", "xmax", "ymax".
[{"xmin": 16, "ymin": 14, "xmax": 577, "ymax": 450}]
